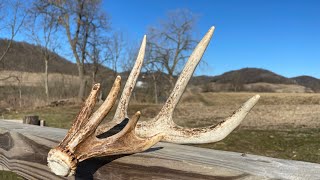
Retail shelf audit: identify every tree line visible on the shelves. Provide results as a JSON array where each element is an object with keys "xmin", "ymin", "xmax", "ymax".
[{"xmin": 0, "ymin": 0, "xmax": 200, "ymax": 104}]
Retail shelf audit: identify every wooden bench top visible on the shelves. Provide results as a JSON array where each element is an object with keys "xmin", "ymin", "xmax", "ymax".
[{"xmin": 0, "ymin": 120, "xmax": 319, "ymax": 180}]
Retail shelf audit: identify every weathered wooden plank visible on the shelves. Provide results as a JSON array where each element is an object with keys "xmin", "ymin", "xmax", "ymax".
[{"xmin": 0, "ymin": 120, "xmax": 320, "ymax": 180}]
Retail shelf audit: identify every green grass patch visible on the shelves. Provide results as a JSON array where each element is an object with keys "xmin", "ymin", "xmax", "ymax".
[
  {"xmin": 0, "ymin": 171, "xmax": 24, "ymax": 180},
  {"xmin": 2, "ymin": 105, "xmax": 81, "ymax": 129},
  {"xmin": 195, "ymin": 128, "xmax": 320, "ymax": 163}
]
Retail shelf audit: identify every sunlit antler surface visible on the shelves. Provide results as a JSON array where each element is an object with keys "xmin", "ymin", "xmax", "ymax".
[
  {"xmin": 96, "ymin": 26, "xmax": 260, "ymax": 143},
  {"xmin": 47, "ymin": 36, "xmax": 163, "ymax": 177},
  {"xmin": 48, "ymin": 26, "xmax": 260, "ymax": 176}
]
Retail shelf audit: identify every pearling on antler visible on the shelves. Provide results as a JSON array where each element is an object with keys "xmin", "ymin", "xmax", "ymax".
[{"xmin": 47, "ymin": 26, "xmax": 260, "ymax": 177}]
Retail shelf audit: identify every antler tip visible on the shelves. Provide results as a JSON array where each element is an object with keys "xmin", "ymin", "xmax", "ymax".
[
  {"xmin": 142, "ymin": 35, "xmax": 147, "ymax": 44},
  {"xmin": 251, "ymin": 94, "xmax": 261, "ymax": 103},
  {"xmin": 132, "ymin": 111, "xmax": 141, "ymax": 123},
  {"xmin": 206, "ymin": 26, "xmax": 215, "ymax": 39},
  {"xmin": 92, "ymin": 83, "xmax": 101, "ymax": 90}
]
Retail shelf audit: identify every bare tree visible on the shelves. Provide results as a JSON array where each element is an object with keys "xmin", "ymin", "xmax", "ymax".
[
  {"xmin": 86, "ymin": 27, "xmax": 111, "ymax": 85},
  {"xmin": 108, "ymin": 31, "xmax": 125, "ymax": 77},
  {"xmin": 0, "ymin": 0, "xmax": 26, "ymax": 63},
  {"xmin": 87, "ymin": 32, "xmax": 102, "ymax": 85},
  {"xmin": 147, "ymin": 9, "xmax": 198, "ymax": 89},
  {"xmin": 0, "ymin": 0, "xmax": 27, "ymax": 108},
  {"xmin": 144, "ymin": 65, "xmax": 162, "ymax": 104},
  {"xmin": 34, "ymin": 0, "xmax": 110, "ymax": 100},
  {"xmin": 144, "ymin": 46, "xmax": 164, "ymax": 104},
  {"xmin": 27, "ymin": 6, "xmax": 59, "ymax": 101}
]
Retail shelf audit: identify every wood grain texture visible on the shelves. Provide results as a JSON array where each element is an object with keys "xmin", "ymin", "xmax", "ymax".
[{"xmin": 0, "ymin": 120, "xmax": 320, "ymax": 180}]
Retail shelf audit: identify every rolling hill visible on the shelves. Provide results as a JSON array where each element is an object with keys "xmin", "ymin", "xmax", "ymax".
[
  {"xmin": 1, "ymin": 39, "xmax": 320, "ymax": 93},
  {"xmin": 0, "ymin": 39, "xmax": 78, "ymax": 75},
  {"xmin": 191, "ymin": 68, "xmax": 320, "ymax": 93},
  {"xmin": 0, "ymin": 39, "xmax": 113, "ymax": 76},
  {"xmin": 211, "ymin": 68, "xmax": 295, "ymax": 84},
  {"xmin": 291, "ymin": 76, "xmax": 320, "ymax": 93}
]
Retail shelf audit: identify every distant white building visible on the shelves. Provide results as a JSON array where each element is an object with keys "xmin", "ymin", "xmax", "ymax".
[{"xmin": 136, "ymin": 81, "xmax": 147, "ymax": 88}]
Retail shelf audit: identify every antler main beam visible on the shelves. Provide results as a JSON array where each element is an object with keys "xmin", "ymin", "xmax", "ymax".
[
  {"xmin": 48, "ymin": 26, "xmax": 260, "ymax": 177},
  {"xmin": 136, "ymin": 95, "xmax": 259, "ymax": 144}
]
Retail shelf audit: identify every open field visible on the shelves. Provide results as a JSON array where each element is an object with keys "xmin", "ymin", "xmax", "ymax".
[
  {"xmin": 178, "ymin": 92, "xmax": 320, "ymax": 129},
  {"xmin": 0, "ymin": 70, "xmax": 81, "ymax": 87},
  {"xmin": 2, "ymin": 92, "xmax": 320, "ymax": 163}
]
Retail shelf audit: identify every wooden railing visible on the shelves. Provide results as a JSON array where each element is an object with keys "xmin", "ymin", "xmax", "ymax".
[{"xmin": 0, "ymin": 120, "xmax": 319, "ymax": 180}]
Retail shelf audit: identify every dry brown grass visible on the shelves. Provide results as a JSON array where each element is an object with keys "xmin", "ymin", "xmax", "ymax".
[
  {"xmin": 0, "ymin": 70, "xmax": 82, "ymax": 86},
  {"xmin": 4, "ymin": 92, "xmax": 320, "ymax": 130},
  {"xmin": 97, "ymin": 92, "xmax": 320, "ymax": 130},
  {"xmin": 175, "ymin": 92, "xmax": 320, "ymax": 129}
]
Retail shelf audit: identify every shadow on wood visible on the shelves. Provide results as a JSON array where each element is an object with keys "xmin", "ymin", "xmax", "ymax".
[
  {"xmin": 76, "ymin": 155, "xmax": 126, "ymax": 180},
  {"xmin": 75, "ymin": 147, "xmax": 164, "ymax": 180}
]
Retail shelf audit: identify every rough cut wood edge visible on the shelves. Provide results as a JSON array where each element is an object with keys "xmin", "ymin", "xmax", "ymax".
[{"xmin": 0, "ymin": 121, "xmax": 320, "ymax": 180}]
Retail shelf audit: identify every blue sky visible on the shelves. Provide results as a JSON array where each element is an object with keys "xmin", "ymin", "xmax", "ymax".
[{"xmin": 103, "ymin": 0, "xmax": 320, "ymax": 78}]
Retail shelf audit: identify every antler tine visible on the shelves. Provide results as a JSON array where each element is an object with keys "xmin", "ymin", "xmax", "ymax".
[
  {"xmin": 96, "ymin": 35, "xmax": 146, "ymax": 135},
  {"xmin": 59, "ymin": 83, "xmax": 101, "ymax": 147},
  {"xmin": 67, "ymin": 76, "xmax": 121, "ymax": 151},
  {"xmin": 115, "ymin": 35, "xmax": 147, "ymax": 120},
  {"xmin": 135, "ymin": 26, "xmax": 260, "ymax": 144},
  {"xmin": 157, "ymin": 26, "xmax": 215, "ymax": 119}
]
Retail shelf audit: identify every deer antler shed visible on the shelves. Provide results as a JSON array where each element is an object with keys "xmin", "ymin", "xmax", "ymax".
[{"xmin": 47, "ymin": 27, "xmax": 260, "ymax": 176}]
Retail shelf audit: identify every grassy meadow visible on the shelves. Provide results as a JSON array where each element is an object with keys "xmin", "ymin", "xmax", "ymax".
[{"xmin": 2, "ymin": 92, "xmax": 320, "ymax": 163}]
